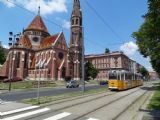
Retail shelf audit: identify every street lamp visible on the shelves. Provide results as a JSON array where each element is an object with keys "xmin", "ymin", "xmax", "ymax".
[
  {"xmin": 8, "ymin": 32, "xmax": 20, "ymax": 91},
  {"xmin": 37, "ymin": 58, "xmax": 43, "ymax": 104},
  {"xmin": 81, "ymin": 27, "xmax": 85, "ymax": 92}
]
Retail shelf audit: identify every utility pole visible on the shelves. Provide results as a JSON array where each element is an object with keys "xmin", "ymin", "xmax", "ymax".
[
  {"xmin": 81, "ymin": 27, "xmax": 85, "ymax": 92},
  {"xmin": 8, "ymin": 32, "xmax": 20, "ymax": 91}
]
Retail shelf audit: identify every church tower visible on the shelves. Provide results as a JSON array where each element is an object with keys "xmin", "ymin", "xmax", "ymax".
[{"xmin": 69, "ymin": 0, "xmax": 83, "ymax": 80}]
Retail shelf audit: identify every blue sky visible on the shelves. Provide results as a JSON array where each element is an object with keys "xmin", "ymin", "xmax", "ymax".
[{"xmin": 0, "ymin": 0, "xmax": 153, "ymax": 71}]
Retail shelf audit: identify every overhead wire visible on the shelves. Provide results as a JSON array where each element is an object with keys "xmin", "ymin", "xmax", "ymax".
[
  {"xmin": 5, "ymin": 0, "xmax": 131, "ymax": 49},
  {"xmin": 84, "ymin": 0, "xmax": 128, "ymax": 44}
]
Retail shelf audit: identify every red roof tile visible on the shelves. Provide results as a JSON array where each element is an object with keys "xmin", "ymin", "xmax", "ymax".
[
  {"xmin": 39, "ymin": 33, "xmax": 59, "ymax": 48},
  {"xmin": 19, "ymin": 35, "xmax": 32, "ymax": 48},
  {"xmin": 26, "ymin": 15, "xmax": 48, "ymax": 33}
]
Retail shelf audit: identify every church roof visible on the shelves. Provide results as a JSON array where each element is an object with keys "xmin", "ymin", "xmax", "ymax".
[
  {"xmin": 39, "ymin": 33, "xmax": 60, "ymax": 49},
  {"xmin": 19, "ymin": 35, "xmax": 32, "ymax": 49},
  {"xmin": 25, "ymin": 15, "xmax": 48, "ymax": 33}
]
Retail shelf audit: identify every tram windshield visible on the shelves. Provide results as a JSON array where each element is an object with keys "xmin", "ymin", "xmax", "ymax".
[{"xmin": 109, "ymin": 73, "xmax": 117, "ymax": 80}]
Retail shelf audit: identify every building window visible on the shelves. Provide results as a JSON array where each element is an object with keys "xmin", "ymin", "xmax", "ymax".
[
  {"xmin": 24, "ymin": 53, "xmax": 27, "ymax": 68},
  {"xmin": 33, "ymin": 37, "xmax": 39, "ymax": 43},
  {"xmin": 16, "ymin": 52, "xmax": 20, "ymax": 68},
  {"xmin": 72, "ymin": 19, "xmax": 74, "ymax": 25},
  {"xmin": 76, "ymin": 19, "xmax": 78, "ymax": 25}
]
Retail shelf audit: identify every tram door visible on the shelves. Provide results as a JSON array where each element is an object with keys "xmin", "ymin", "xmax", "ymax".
[{"xmin": 117, "ymin": 72, "xmax": 124, "ymax": 90}]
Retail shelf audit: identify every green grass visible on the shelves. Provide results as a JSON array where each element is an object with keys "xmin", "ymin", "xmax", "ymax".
[
  {"xmin": 0, "ymin": 80, "xmax": 66, "ymax": 90},
  {"xmin": 148, "ymin": 86, "xmax": 160, "ymax": 110},
  {"xmin": 21, "ymin": 87, "xmax": 107, "ymax": 105},
  {"xmin": 0, "ymin": 79, "xmax": 102, "ymax": 90},
  {"xmin": 87, "ymin": 80, "xmax": 99, "ymax": 85}
]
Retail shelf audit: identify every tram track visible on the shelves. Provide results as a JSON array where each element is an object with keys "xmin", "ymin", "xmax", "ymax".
[
  {"xmin": 40, "ymin": 90, "xmax": 112, "ymax": 108},
  {"xmin": 24, "ymin": 90, "xmax": 117, "ymax": 120},
  {"xmin": 113, "ymin": 85, "xmax": 154, "ymax": 120},
  {"xmin": 112, "ymin": 91, "xmax": 148, "ymax": 120},
  {"xmin": 25, "ymin": 87, "xmax": 141, "ymax": 120},
  {"xmin": 73, "ymin": 88, "xmax": 142, "ymax": 120}
]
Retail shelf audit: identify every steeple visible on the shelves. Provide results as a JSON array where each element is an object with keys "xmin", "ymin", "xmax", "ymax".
[
  {"xmin": 69, "ymin": 0, "xmax": 83, "ymax": 80},
  {"xmin": 25, "ymin": 15, "xmax": 48, "ymax": 33},
  {"xmin": 73, "ymin": 0, "xmax": 80, "ymax": 9},
  {"xmin": 72, "ymin": 0, "xmax": 82, "ymax": 18}
]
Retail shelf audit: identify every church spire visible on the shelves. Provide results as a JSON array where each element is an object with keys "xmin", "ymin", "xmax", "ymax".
[
  {"xmin": 69, "ymin": 0, "xmax": 83, "ymax": 80},
  {"xmin": 73, "ymin": 0, "xmax": 80, "ymax": 9},
  {"xmin": 38, "ymin": 6, "xmax": 40, "ymax": 16}
]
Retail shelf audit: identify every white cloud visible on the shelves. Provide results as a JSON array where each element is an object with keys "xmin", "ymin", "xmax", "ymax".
[
  {"xmin": 0, "ymin": 0, "xmax": 15, "ymax": 8},
  {"xmin": 0, "ymin": 0, "xmax": 67, "ymax": 15},
  {"xmin": 120, "ymin": 41, "xmax": 138, "ymax": 56},
  {"xmin": 2, "ymin": 44, "xmax": 9, "ymax": 49},
  {"xmin": 62, "ymin": 20, "xmax": 70, "ymax": 29}
]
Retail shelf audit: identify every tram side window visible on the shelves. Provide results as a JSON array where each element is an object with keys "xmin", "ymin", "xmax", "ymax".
[
  {"xmin": 121, "ymin": 74, "xmax": 124, "ymax": 80},
  {"xmin": 118, "ymin": 74, "xmax": 120, "ymax": 80},
  {"xmin": 135, "ymin": 75, "xmax": 137, "ymax": 80},
  {"xmin": 125, "ymin": 74, "xmax": 131, "ymax": 80}
]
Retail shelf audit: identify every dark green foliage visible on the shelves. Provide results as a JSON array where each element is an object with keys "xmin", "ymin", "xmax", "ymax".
[
  {"xmin": 105, "ymin": 48, "xmax": 110, "ymax": 54},
  {"xmin": 85, "ymin": 61, "xmax": 99, "ymax": 80},
  {"xmin": 132, "ymin": 0, "xmax": 160, "ymax": 76},
  {"xmin": 138, "ymin": 67, "xmax": 149, "ymax": 79},
  {"xmin": 148, "ymin": 86, "xmax": 160, "ymax": 110},
  {"xmin": 0, "ymin": 47, "xmax": 6, "ymax": 64}
]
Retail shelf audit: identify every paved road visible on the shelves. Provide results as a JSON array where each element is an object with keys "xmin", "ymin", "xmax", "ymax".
[{"xmin": 0, "ymin": 85, "xmax": 106, "ymax": 101}]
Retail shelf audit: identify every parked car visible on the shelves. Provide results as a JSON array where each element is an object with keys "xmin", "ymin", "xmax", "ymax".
[
  {"xmin": 3, "ymin": 77, "xmax": 22, "ymax": 83},
  {"xmin": 66, "ymin": 80, "xmax": 79, "ymax": 88},
  {"xmin": 99, "ymin": 80, "xmax": 108, "ymax": 85}
]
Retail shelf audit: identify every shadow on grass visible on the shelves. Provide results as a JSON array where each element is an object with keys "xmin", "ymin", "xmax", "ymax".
[
  {"xmin": 140, "ymin": 85, "xmax": 160, "ymax": 91},
  {"xmin": 140, "ymin": 85, "xmax": 160, "ymax": 120},
  {"xmin": 140, "ymin": 109, "xmax": 160, "ymax": 120}
]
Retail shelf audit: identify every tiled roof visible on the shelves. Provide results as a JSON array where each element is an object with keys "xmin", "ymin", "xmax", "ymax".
[
  {"xmin": 19, "ymin": 35, "xmax": 32, "ymax": 49},
  {"xmin": 26, "ymin": 15, "xmax": 48, "ymax": 33},
  {"xmin": 39, "ymin": 33, "xmax": 59, "ymax": 48}
]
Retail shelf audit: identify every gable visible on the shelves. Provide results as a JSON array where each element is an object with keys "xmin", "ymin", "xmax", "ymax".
[{"xmin": 54, "ymin": 32, "xmax": 68, "ymax": 50}]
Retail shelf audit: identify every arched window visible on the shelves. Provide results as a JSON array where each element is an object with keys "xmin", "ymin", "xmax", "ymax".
[
  {"xmin": 72, "ymin": 19, "xmax": 74, "ymax": 25},
  {"xmin": 16, "ymin": 52, "xmax": 20, "ymax": 68},
  {"xmin": 76, "ymin": 19, "xmax": 79, "ymax": 25}
]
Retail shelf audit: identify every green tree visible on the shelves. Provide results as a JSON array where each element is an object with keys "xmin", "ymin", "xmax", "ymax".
[
  {"xmin": 138, "ymin": 67, "xmax": 149, "ymax": 79},
  {"xmin": 105, "ymin": 48, "xmax": 110, "ymax": 54},
  {"xmin": 132, "ymin": 0, "xmax": 160, "ymax": 76},
  {"xmin": 85, "ymin": 61, "xmax": 99, "ymax": 80},
  {"xmin": 0, "ymin": 47, "xmax": 6, "ymax": 64}
]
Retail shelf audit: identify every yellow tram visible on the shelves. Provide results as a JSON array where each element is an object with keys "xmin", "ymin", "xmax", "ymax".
[{"xmin": 108, "ymin": 70, "xmax": 143, "ymax": 90}]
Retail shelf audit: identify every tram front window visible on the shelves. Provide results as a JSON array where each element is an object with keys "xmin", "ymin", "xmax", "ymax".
[{"xmin": 109, "ymin": 74, "xmax": 117, "ymax": 80}]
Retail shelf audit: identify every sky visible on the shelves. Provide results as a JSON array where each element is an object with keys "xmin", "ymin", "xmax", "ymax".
[{"xmin": 0, "ymin": 0, "xmax": 153, "ymax": 71}]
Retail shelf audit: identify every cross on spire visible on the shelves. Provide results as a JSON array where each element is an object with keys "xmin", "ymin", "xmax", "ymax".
[{"xmin": 38, "ymin": 6, "xmax": 40, "ymax": 16}]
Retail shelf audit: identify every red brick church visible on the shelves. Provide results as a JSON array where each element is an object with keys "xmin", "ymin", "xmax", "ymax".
[{"xmin": 0, "ymin": 0, "xmax": 83, "ymax": 81}]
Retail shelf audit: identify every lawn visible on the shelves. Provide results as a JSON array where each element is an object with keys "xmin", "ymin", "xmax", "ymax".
[
  {"xmin": 0, "ymin": 80, "xmax": 66, "ymax": 90},
  {"xmin": 0, "ymin": 79, "xmax": 101, "ymax": 90},
  {"xmin": 21, "ymin": 87, "xmax": 107, "ymax": 105},
  {"xmin": 148, "ymin": 85, "xmax": 160, "ymax": 110}
]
